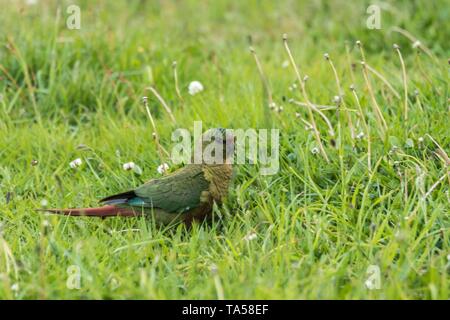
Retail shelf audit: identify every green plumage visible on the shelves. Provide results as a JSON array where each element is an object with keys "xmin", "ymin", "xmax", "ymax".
[
  {"xmin": 100, "ymin": 163, "xmax": 233, "ymax": 225},
  {"xmin": 133, "ymin": 164, "xmax": 210, "ymax": 213}
]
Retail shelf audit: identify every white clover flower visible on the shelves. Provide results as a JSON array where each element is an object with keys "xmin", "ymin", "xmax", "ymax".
[
  {"xmin": 356, "ymin": 131, "xmax": 365, "ymax": 139},
  {"xmin": 412, "ymin": 40, "xmax": 421, "ymax": 49},
  {"xmin": 281, "ymin": 60, "xmax": 289, "ymax": 68},
  {"xmin": 157, "ymin": 163, "xmax": 169, "ymax": 174},
  {"xmin": 69, "ymin": 158, "xmax": 82, "ymax": 168},
  {"xmin": 188, "ymin": 81, "xmax": 204, "ymax": 95},
  {"xmin": 311, "ymin": 147, "xmax": 319, "ymax": 155},
  {"xmin": 333, "ymin": 95, "xmax": 341, "ymax": 105},
  {"xmin": 243, "ymin": 232, "xmax": 257, "ymax": 242},
  {"xmin": 11, "ymin": 283, "xmax": 19, "ymax": 292},
  {"xmin": 418, "ymin": 137, "xmax": 424, "ymax": 143},
  {"xmin": 40, "ymin": 199, "xmax": 48, "ymax": 207},
  {"xmin": 123, "ymin": 161, "xmax": 142, "ymax": 175},
  {"xmin": 122, "ymin": 162, "xmax": 136, "ymax": 171}
]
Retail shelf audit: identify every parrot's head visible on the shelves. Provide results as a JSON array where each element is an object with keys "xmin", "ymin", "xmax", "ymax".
[{"xmin": 201, "ymin": 127, "xmax": 235, "ymax": 164}]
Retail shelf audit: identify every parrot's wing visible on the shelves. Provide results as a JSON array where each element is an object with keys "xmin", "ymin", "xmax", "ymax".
[{"xmin": 100, "ymin": 165, "xmax": 210, "ymax": 214}]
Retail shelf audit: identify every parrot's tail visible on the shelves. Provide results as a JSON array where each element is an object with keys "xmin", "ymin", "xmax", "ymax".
[{"xmin": 37, "ymin": 205, "xmax": 142, "ymax": 217}]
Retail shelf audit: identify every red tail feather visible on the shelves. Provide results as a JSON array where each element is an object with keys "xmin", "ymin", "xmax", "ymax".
[{"xmin": 38, "ymin": 205, "xmax": 142, "ymax": 217}]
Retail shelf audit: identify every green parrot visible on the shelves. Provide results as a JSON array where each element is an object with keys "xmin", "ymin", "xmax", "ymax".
[{"xmin": 41, "ymin": 128, "xmax": 234, "ymax": 226}]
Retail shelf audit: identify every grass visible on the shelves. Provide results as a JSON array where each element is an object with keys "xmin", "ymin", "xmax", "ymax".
[{"xmin": 0, "ymin": 0, "xmax": 448, "ymax": 299}]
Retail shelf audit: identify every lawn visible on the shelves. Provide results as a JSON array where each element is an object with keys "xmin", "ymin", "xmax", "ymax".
[{"xmin": 0, "ymin": 0, "xmax": 448, "ymax": 299}]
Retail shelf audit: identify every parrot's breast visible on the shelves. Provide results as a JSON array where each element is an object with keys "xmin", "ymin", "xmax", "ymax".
[{"xmin": 202, "ymin": 164, "xmax": 233, "ymax": 203}]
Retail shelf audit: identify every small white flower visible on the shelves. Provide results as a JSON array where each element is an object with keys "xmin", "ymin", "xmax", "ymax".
[
  {"xmin": 418, "ymin": 137, "xmax": 424, "ymax": 143},
  {"xmin": 40, "ymin": 199, "xmax": 48, "ymax": 207},
  {"xmin": 69, "ymin": 158, "xmax": 82, "ymax": 168},
  {"xmin": 243, "ymin": 232, "xmax": 257, "ymax": 242},
  {"xmin": 26, "ymin": 0, "xmax": 38, "ymax": 5},
  {"xmin": 42, "ymin": 219, "xmax": 50, "ymax": 227},
  {"xmin": 447, "ymin": 254, "xmax": 450, "ymax": 262},
  {"xmin": 311, "ymin": 147, "xmax": 319, "ymax": 155},
  {"xmin": 188, "ymin": 81, "xmax": 204, "ymax": 95},
  {"xmin": 157, "ymin": 163, "xmax": 169, "ymax": 174},
  {"xmin": 281, "ymin": 60, "xmax": 290, "ymax": 68},
  {"xmin": 412, "ymin": 40, "xmax": 421, "ymax": 49},
  {"xmin": 356, "ymin": 131, "xmax": 365, "ymax": 139},
  {"xmin": 269, "ymin": 102, "xmax": 276, "ymax": 109},
  {"xmin": 11, "ymin": 283, "xmax": 19, "ymax": 292},
  {"xmin": 333, "ymin": 95, "xmax": 341, "ymax": 105},
  {"xmin": 122, "ymin": 162, "xmax": 135, "ymax": 171}
]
